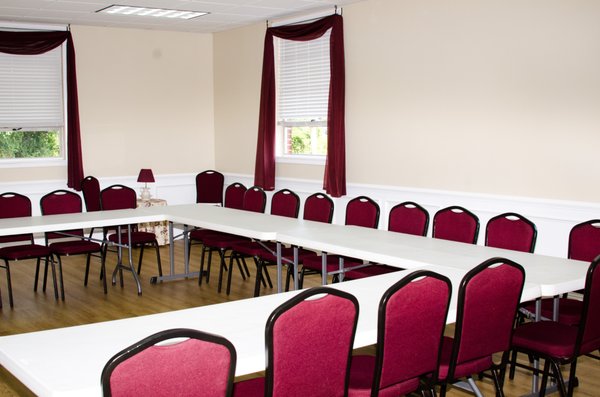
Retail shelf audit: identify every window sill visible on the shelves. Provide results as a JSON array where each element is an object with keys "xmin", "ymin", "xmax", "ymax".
[
  {"xmin": 276, "ymin": 155, "xmax": 326, "ymax": 166},
  {"xmin": 0, "ymin": 158, "xmax": 66, "ymax": 168}
]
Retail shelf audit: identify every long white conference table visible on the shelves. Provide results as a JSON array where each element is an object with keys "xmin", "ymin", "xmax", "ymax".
[
  {"xmin": 0, "ymin": 265, "xmax": 542, "ymax": 397},
  {"xmin": 0, "ymin": 203, "xmax": 591, "ymax": 396}
]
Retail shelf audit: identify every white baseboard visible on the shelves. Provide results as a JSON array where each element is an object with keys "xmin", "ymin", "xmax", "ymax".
[{"xmin": 2, "ymin": 173, "xmax": 599, "ymax": 259}]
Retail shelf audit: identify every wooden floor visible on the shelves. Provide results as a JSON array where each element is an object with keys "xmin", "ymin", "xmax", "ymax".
[{"xmin": 0, "ymin": 241, "xmax": 598, "ymax": 396}]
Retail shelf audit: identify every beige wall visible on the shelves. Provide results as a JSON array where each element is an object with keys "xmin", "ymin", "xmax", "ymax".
[
  {"xmin": 75, "ymin": 25, "xmax": 215, "ymax": 177},
  {"xmin": 213, "ymin": 23, "xmax": 263, "ymax": 175},
  {"xmin": 0, "ymin": 25, "xmax": 215, "ymax": 183},
  {"xmin": 213, "ymin": 0, "xmax": 600, "ymax": 202}
]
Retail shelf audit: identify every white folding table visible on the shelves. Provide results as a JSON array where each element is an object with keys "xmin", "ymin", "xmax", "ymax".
[{"xmin": 0, "ymin": 265, "xmax": 542, "ymax": 397}]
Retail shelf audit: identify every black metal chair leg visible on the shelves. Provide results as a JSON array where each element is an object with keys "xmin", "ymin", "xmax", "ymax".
[
  {"xmin": 254, "ymin": 260, "xmax": 263, "ymax": 297},
  {"xmin": 137, "ymin": 245, "xmax": 145, "ymax": 275},
  {"xmin": 33, "ymin": 257, "xmax": 41, "ymax": 292},
  {"xmin": 262, "ymin": 265, "xmax": 273, "ymax": 288},
  {"xmin": 217, "ymin": 249, "xmax": 227, "ymax": 293},
  {"xmin": 226, "ymin": 253, "xmax": 236, "ymax": 295},
  {"xmin": 237, "ymin": 257, "xmax": 248, "ymax": 282},
  {"xmin": 50, "ymin": 256, "xmax": 59, "ymax": 300},
  {"xmin": 5, "ymin": 260, "xmax": 13, "ymax": 308},
  {"xmin": 199, "ymin": 246, "xmax": 207, "ymax": 286},
  {"xmin": 567, "ymin": 359, "xmax": 578, "ymax": 397}
]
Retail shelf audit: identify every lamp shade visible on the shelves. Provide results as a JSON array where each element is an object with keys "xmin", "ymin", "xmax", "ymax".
[{"xmin": 137, "ymin": 168, "xmax": 155, "ymax": 183}]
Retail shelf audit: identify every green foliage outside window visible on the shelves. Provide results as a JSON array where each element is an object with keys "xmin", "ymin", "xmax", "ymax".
[
  {"xmin": 287, "ymin": 126, "xmax": 327, "ymax": 155},
  {"xmin": 0, "ymin": 130, "xmax": 60, "ymax": 159}
]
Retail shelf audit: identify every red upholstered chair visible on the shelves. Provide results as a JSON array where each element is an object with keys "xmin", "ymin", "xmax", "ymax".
[
  {"xmin": 81, "ymin": 175, "xmax": 101, "ymax": 212},
  {"xmin": 227, "ymin": 189, "xmax": 300, "ymax": 296},
  {"xmin": 436, "ymin": 257, "xmax": 525, "ymax": 397},
  {"xmin": 433, "ymin": 206, "xmax": 480, "ymax": 244},
  {"xmin": 232, "ymin": 287, "xmax": 359, "ymax": 397},
  {"xmin": 522, "ymin": 220, "xmax": 600, "ymax": 327},
  {"xmin": 509, "ymin": 257, "xmax": 600, "ymax": 397},
  {"xmin": 200, "ymin": 186, "xmax": 266, "ymax": 293},
  {"xmin": 485, "ymin": 212, "xmax": 537, "ymax": 253},
  {"xmin": 344, "ymin": 201, "xmax": 430, "ymax": 280},
  {"xmin": 101, "ymin": 328, "xmax": 236, "ymax": 397},
  {"xmin": 251, "ymin": 192, "xmax": 335, "ymax": 293},
  {"xmin": 0, "ymin": 192, "xmax": 55, "ymax": 308},
  {"xmin": 300, "ymin": 196, "xmax": 380, "ymax": 286},
  {"xmin": 196, "ymin": 170, "xmax": 224, "ymax": 205},
  {"xmin": 348, "ymin": 270, "xmax": 451, "ymax": 396},
  {"xmin": 81, "ymin": 175, "xmax": 102, "ymax": 239},
  {"xmin": 40, "ymin": 190, "xmax": 103, "ymax": 297},
  {"xmin": 191, "ymin": 182, "xmax": 247, "ymax": 286},
  {"xmin": 100, "ymin": 185, "xmax": 162, "ymax": 280}
]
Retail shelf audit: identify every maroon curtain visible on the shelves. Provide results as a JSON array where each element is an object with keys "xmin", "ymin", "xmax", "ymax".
[
  {"xmin": 254, "ymin": 14, "xmax": 346, "ymax": 197},
  {"xmin": 0, "ymin": 31, "xmax": 84, "ymax": 191}
]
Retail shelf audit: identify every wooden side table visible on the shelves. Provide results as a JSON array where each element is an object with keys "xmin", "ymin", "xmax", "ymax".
[{"xmin": 136, "ymin": 198, "xmax": 169, "ymax": 245}]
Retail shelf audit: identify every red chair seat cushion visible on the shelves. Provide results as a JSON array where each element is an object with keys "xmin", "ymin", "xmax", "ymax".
[
  {"xmin": 302, "ymin": 254, "xmax": 364, "ymax": 273},
  {"xmin": 522, "ymin": 298, "xmax": 582, "ymax": 326},
  {"xmin": 258, "ymin": 246, "xmax": 316, "ymax": 264},
  {"xmin": 348, "ymin": 355, "xmax": 421, "ymax": 397},
  {"xmin": 202, "ymin": 233, "xmax": 249, "ymax": 250},
  {"xmin": 232, "ymin": 376, "xmax": 264, "ymax": 396},
  {"xmin": 189, "ymin": 228, "xmax": 215, "ymax": 242},
  {"xmin": 49, "ymin": 240, "xmax": 101, "ymax": 256},
  {"xmin": 108, "ymin": 231, "xmax": 157, "ymax": 245},
  {"xmin": 230, "ymin": 241, "xmax": 266, "ymax": 257},
  {"xmin": 344, "ymin": 264, "xmax": 402, "ymax": 280},
  {"xmin": 0, "ymin": 244, "xmax": 51, "ymax": 260},
  {"xmin": 437, "ymin": 336, "xmax": 493, "ymax": 380},
  {"xmin": 512, "ymin": 321, "xmax": 578, "ymax": 359}
]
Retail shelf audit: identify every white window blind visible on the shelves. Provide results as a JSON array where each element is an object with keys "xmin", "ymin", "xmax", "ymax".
[
  {"xmin": 0, "ymin": 46, "xmax": 64, "ymax": 129},
  {"xmin": 276, "ymin": 29, "xmax": 331, "ymax": 123}
]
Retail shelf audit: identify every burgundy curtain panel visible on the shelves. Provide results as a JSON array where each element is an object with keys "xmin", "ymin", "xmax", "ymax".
[
  {"xmin": 254, "ymin": 14, "xmax": 346, "ymax": 197},
  {"xmin": 0, "ymin": 31, "xmax": 84, "ymax": 191}
]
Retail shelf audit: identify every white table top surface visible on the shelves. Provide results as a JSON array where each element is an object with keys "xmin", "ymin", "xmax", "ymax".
[{"xmin": 275, "ymin": 221, "xmax": 589, "ymax": 297}]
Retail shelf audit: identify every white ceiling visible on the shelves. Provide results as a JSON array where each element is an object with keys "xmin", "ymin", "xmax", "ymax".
[{"xmin": 0, "ymin": 0, "xmax": 363, "ymax": 33}]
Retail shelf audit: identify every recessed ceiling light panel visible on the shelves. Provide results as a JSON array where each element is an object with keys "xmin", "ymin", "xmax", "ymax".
[{"xmin": 96, "ymin": 5, "xmax": 208, "ymax": 20}]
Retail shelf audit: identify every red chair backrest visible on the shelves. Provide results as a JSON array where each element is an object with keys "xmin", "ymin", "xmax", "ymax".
[
  {"xmin": 270, "ymin": 189, "xmax": 300, "ymax": 218},
  {"xmin": 196, "ymin": 170, "xmax": 224, "ymax": 205},
  {"xmin": 376, "ymin": 271, "xmax": 451, "ymax": 390},
  {"xmin": 81, "ymin": 176, "xmax": 101, "ymax": 212},
  {"xmin": 0, "ymin": 192, "xmax": 34, "ymax": 244},
  {"xmin": 569, "ymin": 220, "xmax": 600, "ymax": 262},
  {"xmin": 485, "ymin": 212, "xmax": 537, "ymax": 253},
  {"xmin": 448, "ymin": 258, "xmax": 525, "ymax": 380},
  {"xmin": 242, "ymin": 186, "xmax": 266, "ymax": 213},
  {"xmin": 223, "ymin": 183, "xmax": 246, "ymax": 210},
  {"xmin": 433, "ymin": 206, "xmax": 480, "ymax": 244},
  {"xmin": 101, "ymin": 185, "xmax": 137, "ymax": 211},
  {"xmin": 303, "ymin": 193, "xmax": 334, "ymax": 223},
  {"xmin": 345, "ymin": 196, "xmax": 380, "ymax": 228},
  {"xmin": 265, "ymin": 287, "xmax": 358, "ymax": 397},
  {"xmin": 579, "ymin": 257, "xmax": 600, "ymax": 356},
  {"xmin": 102, "ymin": 328, "xmax": 236, "ymax": 397},
  {"xmin": 388, "ymin": 201, "xmax": 429, "ymax": 236},
  {"xmin": 40, "ymin": 190, "xmax": 85, "ymax": 240}
]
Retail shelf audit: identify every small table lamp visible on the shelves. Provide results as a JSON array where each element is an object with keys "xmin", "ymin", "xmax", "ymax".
[{"xmin": 137, "ymin": 168, "xmax": 155, "ymax": 200}]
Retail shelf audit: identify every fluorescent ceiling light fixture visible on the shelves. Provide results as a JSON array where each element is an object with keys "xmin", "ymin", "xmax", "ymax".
[{"xmin": 97, "ymin": 5, "xmax": 208, "ymax": 20}]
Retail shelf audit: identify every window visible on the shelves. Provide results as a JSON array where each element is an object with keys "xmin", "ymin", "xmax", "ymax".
[
  {"xmin": 0, "ymin": 44, "xmax": 65, "ymax": 166},
  {"xmin": 274, "ymin": 29, "xmax": 331, "ymax": 163}
]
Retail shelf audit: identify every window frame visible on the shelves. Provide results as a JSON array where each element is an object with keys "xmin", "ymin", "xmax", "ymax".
[
  {"xmin": 274, "ymin": 29, "xmax": 330, "ymax": 166},
  {"xmin": 0, "ymin": 22, "xmax": 68, "ymax": 168}
]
